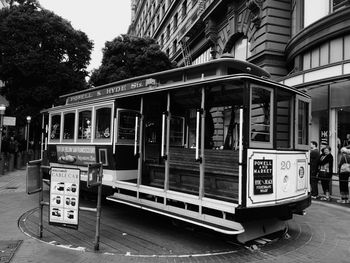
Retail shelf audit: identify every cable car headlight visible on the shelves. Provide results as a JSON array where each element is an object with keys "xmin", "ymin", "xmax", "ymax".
[{"xmin": 296, "ymin": 161, "xmax": 307, "ymax": 191}]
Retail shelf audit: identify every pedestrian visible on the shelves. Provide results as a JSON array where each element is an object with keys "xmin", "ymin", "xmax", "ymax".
[
  {"xmin": 310, "ymin": 141, "xmax": 320, "ymax": 199},
  {"xmin": 318, "ymin": 145, "xmax": 333, "ymax": 201},
  {"xmin": 343, "ymin": 134, "xmax": 350, "ymax": 147},
  {"xmin": 337, "ymin": 147, "xmax": 350, "ymax": 203}
]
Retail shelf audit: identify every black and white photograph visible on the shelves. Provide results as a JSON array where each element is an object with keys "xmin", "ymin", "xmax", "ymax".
[{"xmin": 0, "ymin": 0, "xmax": 349, "ymax": 262}]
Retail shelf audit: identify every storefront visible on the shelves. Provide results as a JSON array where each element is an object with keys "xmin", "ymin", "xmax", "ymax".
[{"xmin": 301, "ymin": 80, "xmax": 350, "ymax": 167}]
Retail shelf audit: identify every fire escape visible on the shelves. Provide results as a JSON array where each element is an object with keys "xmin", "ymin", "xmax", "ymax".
[{"xmin": 179, "ymin": 0, "xmax": 206, "ymax": 66}]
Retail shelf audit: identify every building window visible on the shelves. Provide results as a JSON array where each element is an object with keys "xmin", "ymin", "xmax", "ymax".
[
  {"xmin": 345, "ymin": 35, "xmax": 350, "ymax": 60},
  {"xmin": 330, "ymin": 37, "xmax": 343, "ymax": 63},
  {"xmin": 182, "ymin": 0, "xmax": 187, "ymax": 18},
  {"xmin": 173, "ymin": 39, "xmax": 177, "ymax": 54},
  {"xmin": 304, "ymin": 0, "xmax": 329, "ymax": 27},
  {"xmin": 332, "ymin": 0, "xmax": 349, "ymax": 12},
  {"xmin": 192, "ymin": 48, "xmax": 211, "ymax": 65},
  {"xmin": 320, "ymin": 42, "xmax": 329, "ymax": 66},
  {"xmin": 174, "ymin": 13, "xmax": 178, "ymax": 29},
  {"xmin": 230, "ymin": 37, "xmax": 251, "ymax": 61},
  {"xmin": 302, "ymin": 34, "xmax": 349, "ymax": 70},
  {"xmin": 160, "ymin": 34, "xmax": 164, "ymax": 46},
  {"xmin": 167, "ymin": 24, "xmax": 170, "ymax": 40},
  {"xmin": 311, "ymin": 48, "xmax": 320, "ymax": 68},
  {"xmin": 303, "ymin": 0, "xmax": 348, "ymax": 29}
]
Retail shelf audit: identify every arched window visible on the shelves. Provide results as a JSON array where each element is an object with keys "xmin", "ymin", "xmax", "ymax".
[{"xmin": 230, "ymin": 37, "xmax": 251, "ymax": 61}]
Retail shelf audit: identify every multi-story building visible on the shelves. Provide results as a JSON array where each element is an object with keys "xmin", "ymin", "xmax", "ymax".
[{"xmin": 128, "ymin": 0, "xmax": 350, "ymax": 166}]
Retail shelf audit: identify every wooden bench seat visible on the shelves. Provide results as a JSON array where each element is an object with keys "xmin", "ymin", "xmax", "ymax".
[{"xmin": 145, "ymin": 147, "xmax": 239, "ymax": 200}]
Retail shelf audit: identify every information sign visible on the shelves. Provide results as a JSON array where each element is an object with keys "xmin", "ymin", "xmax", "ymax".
[
  {"xmin": 49, "ymin": 167, "xmax": 80, "ymax": 229},
  {"xmin": 253, "ymin": 159, "xmax": 273, "ymax": 195}
]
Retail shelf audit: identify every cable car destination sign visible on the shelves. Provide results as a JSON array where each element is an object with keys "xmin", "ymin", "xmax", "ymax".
[
  {"xmin": 66, "ymin": 78, "xmax": 156, "ymax": 104},
  {"xmin": 253, "ymin": 159, "xmax": 273, "ymax": 195}
]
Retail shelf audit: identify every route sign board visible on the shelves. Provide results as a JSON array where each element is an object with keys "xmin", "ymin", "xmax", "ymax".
[{"xmin": 49, "ymin": 167, "xmax": 80, "ymax": 229}]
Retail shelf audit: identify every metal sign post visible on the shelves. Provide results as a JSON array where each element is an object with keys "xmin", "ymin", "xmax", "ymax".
[
  {"xmin": 87, "ymin": 163, "xmax": 103, "ymax": 251},
  {"xmin": 27, "ymin": 160, "xmax": 104, "ymax": 251}
]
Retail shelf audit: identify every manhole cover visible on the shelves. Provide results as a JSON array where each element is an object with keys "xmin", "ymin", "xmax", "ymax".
[{"xmin": 0, "ymin": 240, "xmax": 22, "ymax": 263}]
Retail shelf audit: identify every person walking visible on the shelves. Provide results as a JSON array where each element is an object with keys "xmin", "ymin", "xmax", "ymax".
[
  {"xmin": 337, "ymin": 147, "xmax": 350, "ymax": 203},
  {"xmin": 310, "ymin": 141, "xmax": 320, "ymax": 198},
  {"xmin": 318, "ymin": 146, "xmax": 333, "ymax": 201}
]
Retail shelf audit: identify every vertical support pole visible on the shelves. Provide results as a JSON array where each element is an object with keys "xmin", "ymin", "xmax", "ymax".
[
  {"xmin": 41, "ymin": 114, "xmax": 44, "ymax": 159},
  {"xmin": 137, "ymin": 97, "xmax": 144, "ymax": 187},
  {"xmin": 164, "ymin": 92, "xmax": 171, "ymax": 191},
  {"xmin": 94, "ymin": 179, "xmax": 102, "ymax": 251},
  {"xmin": 39, "ymin": 164, "xmax": 43, "ymax": 238},
  {"xmin": 199, "ymin": 87, "xmax": 205, "ymax": 200},
  {"xmin": 238, "ymin": 108, "xmax": 243, "ymax": 205}
]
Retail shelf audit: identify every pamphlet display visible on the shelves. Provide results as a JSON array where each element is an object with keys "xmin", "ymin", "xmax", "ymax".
[{"xmin": 49, "ymin": 167, "xmax": 80, "ymax": 229}]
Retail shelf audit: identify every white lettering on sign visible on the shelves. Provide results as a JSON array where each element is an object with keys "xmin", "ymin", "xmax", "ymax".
[{"xmin": 106, "ymin": 85, "xmax": 127, "ymax": 94}]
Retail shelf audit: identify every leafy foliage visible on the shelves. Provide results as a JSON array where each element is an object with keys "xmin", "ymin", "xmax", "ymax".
[
  {"xmin": 0, "ymin": 0, "xmax": 93, "ymax": 126},
  {"xmin": 89, "ymin": 34, "xmax": 174, "ymax": 87}
]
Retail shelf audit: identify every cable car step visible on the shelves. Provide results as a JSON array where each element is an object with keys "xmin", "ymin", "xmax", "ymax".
[{"xmin": 106, "ymin": 195, "xmax": 244, "ymax": 235}]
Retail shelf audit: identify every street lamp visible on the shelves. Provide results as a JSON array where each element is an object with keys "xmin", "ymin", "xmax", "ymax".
[
  {"xmin": 0, "ymin": 104, "xmax": 6, "ymax": 155},
  {"xmin": 26, "ymin": 116, "xmax": 31, "ymax": 152}
]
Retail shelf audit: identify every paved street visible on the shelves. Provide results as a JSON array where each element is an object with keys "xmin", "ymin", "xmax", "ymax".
[{"xmin": 1, "ymin": 169, "xmax": 349, "ymax": 263}]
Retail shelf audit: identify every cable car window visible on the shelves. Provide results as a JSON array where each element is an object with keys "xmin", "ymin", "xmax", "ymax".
[
  {"xmin": 276, "ymin": 90, "xmax": 293, "ymax": 149},
  {"xmin": 95, "ymin": 107, "xmax": 112, "ymax": 140},
  {"xmin": 298, "ymin": 100, "xmax": 309, "ymax": 145},
  {"xmin": 170, "ymin": 116, "xmax": 185, "ymax": 147},
  {"xmin": 250, "ymin": 85, "xmax": 273, "ymax": 147},
  {"xmin": 50, "ymin": 114, "xmax": 61, "ymax": 140},
  {"xmin": 117, "ymin": 110, "xmax": 137, "ymax": 144},
  {"xmin": 78, "ymin": 109, "xmax": 92, "ymax": 140},
  {"xmin": 63, "ymin": 112, "xmax": 75, "ymax": 140}
]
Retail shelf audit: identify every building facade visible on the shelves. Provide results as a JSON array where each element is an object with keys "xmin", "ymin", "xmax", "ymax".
[
  {"xmin": 280, "ymin": 0, "xmax": 350, "ymax": 167},
  {"xmin": 128, "ymin": 0, "xmax": 350, "ymax": 166}
]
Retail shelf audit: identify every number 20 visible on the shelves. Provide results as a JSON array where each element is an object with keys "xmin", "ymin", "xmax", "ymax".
[{"xmin": 281, "ymin": 161, "xmax": 291, "ymax": 170}]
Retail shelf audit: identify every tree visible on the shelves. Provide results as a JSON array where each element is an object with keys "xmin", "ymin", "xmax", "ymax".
[
  {"xmin": 0, "ymin": 0, "xmax": 93, "ymax": 128},
  {"xmin": 89, "ymin": 35, "xmax": 174, "ymax": 87}
]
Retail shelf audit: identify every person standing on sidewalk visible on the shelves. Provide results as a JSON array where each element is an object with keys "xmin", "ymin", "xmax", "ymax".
[
  {"xmin": 310, "ymin": 141, "xmax": 320, "ymax": 198},
  {"xmin": 318, "ymin": 146, "xmax": 333, "ymax": 201},
  {"xmin": 337, "ymin": 147, "xmax": 350, "ymax": 203}
]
